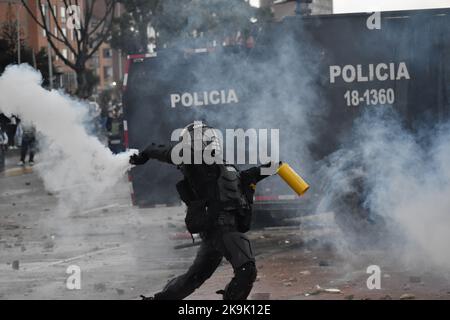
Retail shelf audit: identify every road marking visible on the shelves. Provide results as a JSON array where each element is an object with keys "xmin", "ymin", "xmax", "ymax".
[
  {"xmin": 80, "ymin": 204, "xmax": 119, "ymax": 215},
  {"xmin": 0, "ymin": 188, "xmax": 32, "ymax": 197},
  {"xmin": 2, "ymin": 167, "xmax": 33, "ymax": 177},
  {"xmin": 22, "ymin": 245, "xmax": 126, "ymax": 271}
]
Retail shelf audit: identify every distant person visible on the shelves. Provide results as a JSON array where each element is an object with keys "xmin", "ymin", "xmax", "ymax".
[
  {"xmin": 16, "ymin": 120, "xmax": 36, "ymax": 166},
  {"xmin": 106, "ymin": 109, "xmax": 124, "ymax": 154},
  {"xmin": 8, "ymin": 115, "xmax": 19, "ymax": 149},
  {"xmin": 0, "ymin": 124, "xmax": 8, "ymax": 171}
]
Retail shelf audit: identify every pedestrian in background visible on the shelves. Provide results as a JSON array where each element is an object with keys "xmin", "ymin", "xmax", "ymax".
[
  {"xmin": 16, "ymin": 120, "xmax": 36, "ymax": 166},
  {"xmin": 8, "ymin": 115, "xmax": 20, "ymax": 149},
  {"xmin": 0, "ymin": 124, "xmax": 8, "ymax": 172},
  {"xmin": 106, "ymin": 106, "xmax": 124, "ymax": 154}
]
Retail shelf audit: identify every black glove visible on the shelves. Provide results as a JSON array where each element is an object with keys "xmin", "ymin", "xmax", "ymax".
[{"xmin": 129, "ymin": 153, "xmax": 147, "ymax": 165}]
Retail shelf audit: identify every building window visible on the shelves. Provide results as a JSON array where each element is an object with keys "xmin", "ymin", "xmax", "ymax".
[
  {"xmin": 103, "ymin": 48, "xmax": 112, "ymax": 58},
  {"xmin": 103, "ymin": 66, "xmax": 113, "ymax": 79},
  {"xmin": 92, "ymin": 56, "xmax": 99, "ymax": 68},
  {"xmin": 60, "ymin": 6, "xmax": 66, "ymax": 23},
  {"xmin": 62, "ymin": 48, "xmax": 68, "ymax": 59},
  {"xmin": 41, "ymin": 4, "xmax": 46, "ymax": 37}
]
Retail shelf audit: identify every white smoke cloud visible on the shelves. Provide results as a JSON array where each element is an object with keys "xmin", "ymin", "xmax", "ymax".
[
  {"xmin": 320, "ymin": 107, "xmax": 450, "ymax": 270},
  {"xmin": 0, "ymin": 64, "xmax": 133, "ymax": 210}
]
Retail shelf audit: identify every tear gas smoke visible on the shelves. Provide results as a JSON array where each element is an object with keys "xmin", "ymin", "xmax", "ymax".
[
  {"xmin": 318, "ymin": 107, "xmax": 450, "ymax": 270},
  {"xmin": 0, "ymin": 64, "xmax": 134, "ymax": 210}
]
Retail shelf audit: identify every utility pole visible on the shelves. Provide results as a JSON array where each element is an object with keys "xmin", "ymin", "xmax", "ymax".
[
  {"xmin": 117, "ymin": 3, "xmax": 123, "ymax": 81},
  {"xmin": 44, "ymin": 3, "xmax": 53, "ymax": 89},
  {"xmin": 16, "ymin": 2, "xmax": 20, "ymax": 63}
]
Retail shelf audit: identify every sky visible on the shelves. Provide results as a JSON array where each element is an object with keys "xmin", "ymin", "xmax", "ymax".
[
  {"xmin": 250, "ymin": 0, "xmax": 450, "ymax": 13},
  {"xmin": 333, "ymin": 0, "xmax": 450, "ymax": 13}
]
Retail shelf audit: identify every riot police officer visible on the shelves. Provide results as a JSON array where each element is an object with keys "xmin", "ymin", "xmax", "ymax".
[{"xmin": 130, "ymin": 122, "xmax": 274, "ymax": 300}]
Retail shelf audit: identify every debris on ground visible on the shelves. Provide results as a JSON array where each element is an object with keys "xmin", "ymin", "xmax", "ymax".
[
  {"xmin": 324, "ymin": 288, "xmax": 341, "ymax": 294},
  {"xmin": 345, "ymin": 294, "xmax": 354, "ymax": 300},
  {"xmin": 43, "ymin": 240, "xmax": 54, "ymax": 250},
  {"xmin": 169, "ymin": 232, "xmax": 192, "ymax": 240},
  {"xmin": 116, "ymin": 288, "xmax": 125, "ymax": 295},
  {"xmin": 305, "ymin": 285, "xmax": 341, "ymax": 296},
  {"xmin": 251, "ymin": 293, "xmax": 270, "ymax": 300},
  {"xmin": 300, "ymin": 270, "xmax": 311, "ymax": 276},
  {"xmin": 3, "ymin": 224, "xmax": 20, "ymax": 230},
  {"xmin": 319, "ymin": 261, "xmax": 330, "ymax": 267},
  {"xmin": 12, "ymin": 260, "xmax": 19, "ymax": 270},
  {"xmin": 94, "ymin": 283, "xmax": 106, "ymax": 292},
  {"xmin": 409, "ymin": 276, "xmax": 421, "ymax": 283},
  {"xmin": 400, "ymin": 293, "xmax": 416, "ymax": 300},
  {"xmin": 305, "ymin": 285, "xmax": 322, "ymax": 296}
]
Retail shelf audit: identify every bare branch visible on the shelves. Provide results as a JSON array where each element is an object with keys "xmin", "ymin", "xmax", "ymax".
[
  {"xmin": 87, "ymin": 0, "xmax": 115, "ymax": 38},
  {"xmin": 45, "ymin": 0, "xmax": 77, "ymax": 55},
  {"xmin": 21, "ymin": 0, "xmax": 47, "ymax": 31},
  {"xmin": 86, "ymin": 16, "xmax": 115, "ymax": 60},
  {"xmin": 36, "ymin": 0, "xmax": 75, "ymax": 69},
  {"xmin": 83, "ymin": 0, "xmax": 96, "ymax": 36},
  {"xmin": 61, "ymin": 0, "xmax": 82, "ymax": 53}
]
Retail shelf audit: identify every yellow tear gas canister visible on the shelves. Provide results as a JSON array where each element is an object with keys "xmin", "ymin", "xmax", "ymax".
[{"xmin": 277, "ymin": 163, "xmax": 310, "ymax": 196}]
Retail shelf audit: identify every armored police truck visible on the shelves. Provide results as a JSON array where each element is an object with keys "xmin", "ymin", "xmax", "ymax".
[{"xmin": 123, "ymin": 9, "xmax": 449, "ymax": 229}]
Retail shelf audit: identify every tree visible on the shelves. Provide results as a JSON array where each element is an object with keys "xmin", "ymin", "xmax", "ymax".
[
  {"xmin": 0, "ymin": 4, "xmax": 57, "ymax": 87},
  {"xmin": 110, "ymin": 0, "xmax": 272, "ymax": 55},
  {"xmin": 21, "ymin": 0, "xmax": 118, "ymax": 98},
  {"xmin": 110, "ymin": 0, "xmax": 159, "ymax": 53}
]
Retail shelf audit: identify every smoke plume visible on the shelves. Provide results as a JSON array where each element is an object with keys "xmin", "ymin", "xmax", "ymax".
[
  {"xmin": 319, "ymin": 107, "xmax": 450, "ymax": 270},
  {"xmin": 0, "ymin": 64, "xmax": 133, "ymax": 211}
]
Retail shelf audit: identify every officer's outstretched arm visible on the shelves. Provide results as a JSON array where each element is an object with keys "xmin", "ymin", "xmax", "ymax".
[
  {"xmin": 241, "ymin": 161, "xmax": 280, "ymax": 184},
  {"xmin": 129, "ymin": 143, "xmax": 175, "ymax": 165}
]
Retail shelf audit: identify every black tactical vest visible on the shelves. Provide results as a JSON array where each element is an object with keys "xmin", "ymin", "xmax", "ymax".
[
  {"xmin": 216, "ymin": 164, "xmax": 249, "ymax": 210},
  {"xmin": 180, "ymin": 163, "xmax": 249, "ymax": 211}
]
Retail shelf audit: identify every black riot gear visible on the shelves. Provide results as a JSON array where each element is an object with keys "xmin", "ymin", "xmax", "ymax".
[{"xmin": 130, "ymin": 122, "xmax": 273, "ymax": 300}]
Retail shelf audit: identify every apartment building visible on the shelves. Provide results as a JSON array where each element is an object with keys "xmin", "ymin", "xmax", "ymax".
[
  {"xmin": 258, "ymin": 0, "xmax": 333, "ymax": 20},
  {"xmin": 0, "ymin": 0, "xmax": 122, "ymax": 95}
]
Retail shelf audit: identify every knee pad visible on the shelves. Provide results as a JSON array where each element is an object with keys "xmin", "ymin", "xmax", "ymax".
[
  {"xmin": 236, "ymin": 262, "xmax": 257, "ymax": 284},
  {"xmin": 222, "ymin": 262, "xmax": 257, "ymax": 300}
]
